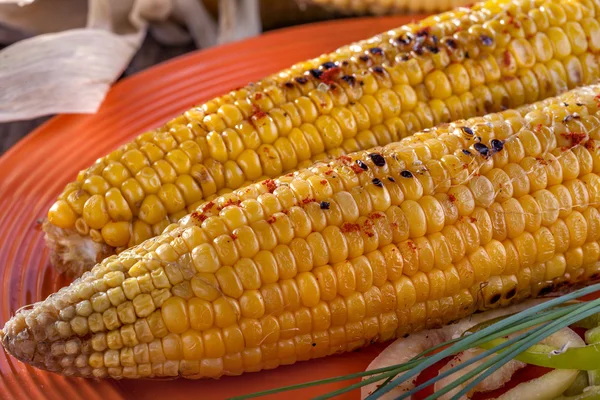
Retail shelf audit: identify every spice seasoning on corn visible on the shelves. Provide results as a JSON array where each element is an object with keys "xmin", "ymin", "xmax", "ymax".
[
  {"xmin": 45, "ymin": 0, "xmax": 600, "ymax": 277},
  {"xmin": 5, "ymin": 83, "xmax": 600, "ymax": 379}
]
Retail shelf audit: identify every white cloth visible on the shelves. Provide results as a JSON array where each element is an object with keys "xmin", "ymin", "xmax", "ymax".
[{"xmin": 0, "ymin": 0, "xmax": 261, "ymax": 122}]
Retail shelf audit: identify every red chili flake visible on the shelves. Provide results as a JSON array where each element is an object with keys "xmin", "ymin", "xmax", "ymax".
[
  {"xmin": 365, "ymin": 231, "xmax": 375, "ymax": 238},
  {"xmin": 263, "ymin": 179, "xmax": 277, "ymax": 193},
  {"xmin": 448, "ymin": 194, "xmax": 457, "ymax": 202},
  {"xmin": 302, "ymin": 197, "xmax": 315, "ymax": 204},
  {"xmin": 282, "ymin": 209, "xmax": 289, "ymax": 215},
  {"xmin": 407, "ymin": 241, "xmax": 418, "ymax": 251},
  {"xmin": 320, "ymin": 66, "xmax": 341, "ymax": 85},
  {"xmin": 390, "ymin": 222, "xmax": 399, "ymax": 229},
  {"xmin": 561, "ymin": 132, "xmax": 587, "ymax": 147},
  {"xmin": 230, "ymin": 233, "xmax": 238, "ymax": 240},
  {"xmin": 508, "ymin": 16, "xmax": 521, "ymax": 28},
  {"xmin": 416, "ymin": 27, "xmax": 430, "ymax": 37},
  {"xmin": 267, "ymin": 216, "xmax": 276, "ymax": 224},
  {"xmin": 370, "ymin": 213, "xmax": 385, "ymax": 219},
  {"xmin": 201, "ymin": 201, "xmax": 215, "ymax": 213},
  {"xmin": 341, "ymin": 222, "xmax": 361, "ymax": 233},
  {"xmin": 219, "ymin": 199, "xmax": 241, "ymax": 210},
  {"xmin": 469, "ymin": 217, "xmax": 478, "ymax": 223},
  {"xmin": 252, "ymin": 109, "xmax": 267, "ymax": 120},
  {"xmin": 350, "ymin": 163, "xmax": 365, "ymax": 174},
  {"xmin": 325, "ymin": 170, "xmax": 334, "ymax": 175},
  {"xmin": 320, "ymin": 180, "xmax": 328, "ymax": 185},
  {"xmin": 286, "ymin": 173, "xmax": 294, "ymax": 177},
  {"xmin": 191, "ymin": 212, "xmax": 208, "ymax": 223},
  {"xmin": 535, "ymin": 157, "xmax": 548, "ymax": 166},
  {"xmin": 535, "ymin": 123, "xmax": 543, "ymax": 132},
  {"xmin": 585, "ymin": 139, "xmax": 596, "ymax": 150},
  {"xmin": 254, "ymin": 93, "xmax": 263, "ymax": 100},
  {"xmin": 503, "ymin": 51, "xmax": 512, "ymax": 67}
]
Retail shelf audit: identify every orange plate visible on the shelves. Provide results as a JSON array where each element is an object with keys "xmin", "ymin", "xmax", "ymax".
[{"xmin": 0, "ymin": 15, "xmax": 420, "ymax": 400}]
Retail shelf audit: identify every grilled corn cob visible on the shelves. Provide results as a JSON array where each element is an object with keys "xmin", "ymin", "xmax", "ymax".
[
  {"xmin": 310, "ymin": 0, "xmax": 472, "ymax": 14},
  {"xmin": 45, "ymin": 0, "xmax": 600, "ymax": 277},
  {"xmin": 6, "ymin": 83, "xmax": 600, "ymax": 379}
]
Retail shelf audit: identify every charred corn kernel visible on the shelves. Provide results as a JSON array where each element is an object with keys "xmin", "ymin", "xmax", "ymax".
[{"xmin": 47, "ymin": 0, "xmax": 600, "ymax": 277}]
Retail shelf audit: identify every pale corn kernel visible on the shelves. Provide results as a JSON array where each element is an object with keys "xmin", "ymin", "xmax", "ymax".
[{"xmin": 133, "ymin": 294, "xmax": 156, "ymax": 318}]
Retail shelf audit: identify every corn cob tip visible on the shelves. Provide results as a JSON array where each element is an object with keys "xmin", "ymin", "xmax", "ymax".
[
  {"xmin": 2, "ymin": 308, "xmax": 48, "ymax": 370},
  {"xmin": 43, "ymin": 220, "xmax": 114, "ymax": 278},
  {"xmin": 1, "ymin": 283, "xmax": 96, "ymax": 377}
]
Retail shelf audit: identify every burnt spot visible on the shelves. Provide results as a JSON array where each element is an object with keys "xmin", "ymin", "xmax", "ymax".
[
  {"xmin": 480, "ymin": 35, "xmax": 494, "ymax": 46},
  {"xmin": 369, "ymin": 47, "xmax": 384, "ymax": 55},
  {"xmin": 372, "ymin": 66, "xmax": 384, "ymax": 73},
  {"xmin": 320, "ymin": 201, "xmax": 330, "ymax": 210},
  {"xmin": 462, "ymin": 126, "xmax": 474, "ymax": 136},
  {"xmin": 489, "ymin": 293, "xmax": 501, "ymax": 304},
  {"xmin": 357, "ymin": 160, "xmax": 368, "ymax": 170},
  {"xmin": 369, "ymin": 153, "xmax": 386, "ymax": 167},
  {"xmin": 341, "ymin": 75, "xmax": 356, "ymax": 85},
  {"xmin": 505, "ymin": 287, "xmax": 517, "ymax": 299},
  {"xmin": 432, "ymin": 35, "xmax": 439, "ymax": 45},
  {"xmin": 445, "ymin": 38, "xmax": 458, "ymax": 50},
  {"xmin": 312, "ymin": 343, "xmax": 317, "ymax": 347},
  {"xmin": 388, "ymin": 177, "xmax": 395, "ymax": 182},
  {"xmin": 401, "ymin": 170, "xmax": 413, "ymax": 178},
  {"xmin": 462, "ymin": 149, "xmax": 473, "ymax": 156},
  {"xmin": 490, "ymin": 139, "xmax": 504, "ymax": 152},
  {"xmin": 474, "ymin": 143, "xmax": 490, "ymax": 157},
  {"xmin": 396, "ymin": 34, "xmax": 412, "ymax": 45},
  {"xmin": 284, "ymin": 82, "xmax": 294, "ymax": 88},
  {"xmin": 309, "ymin": 69, "xmax": 323, "ymax": 79},
  {"xmin": 295, "ymin": 77, "xmax": 308, "ymax": 84},
  {"xmin": 563, "ymin": 114, "xmax": 581, "ymax": 123},
  {"xmin": 416, "ymin": 27, "xmax": 430, "ymax": 37},
  {"xmin": 359, "ymin": 55, "xmax": 370, "ymax": 62},
  {"xmin": 400, "ymin": 54, "xmax": 411, "ymax": 61},
  {"xmin": 538, "ymin": 285, "xmax": 554, "ymax": 297},
  {"xmin": 372, "ymin": 178, "xmax": 383, "ymax": 187},
  {"xmin": 403, "ymin": 333, "xmax": 409, "ymax": 338},
  {"xmin": 321, "ymin": 61, "xmax": 337, "ymax": 70},
  {"xmin": 427, "ymin": 46, "xmax": 440, "ymax": 54}
]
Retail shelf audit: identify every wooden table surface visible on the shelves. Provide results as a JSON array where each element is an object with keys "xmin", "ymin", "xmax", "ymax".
[{"xmin": 0, "ymin": 35, "xmax": 196, "ymax": 155}]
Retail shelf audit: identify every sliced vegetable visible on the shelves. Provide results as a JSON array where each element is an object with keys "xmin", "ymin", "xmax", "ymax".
[
  {"xmin": 433, "ymin": 348, "xmax": 525, "ymax": 400},
  {"xmin": 564, "ymin": 372, "xmax": 590, "ymax": 397},
  {"xmin": 556, "ymin": 386, "xmax": 600, "ymax": 400},
  {"xmin": 360, "ymin": 300, "xmax": 548, "ymax": 399},
  {"xmin": 496, "ymin": 369, "xmax": 579, "ymax": 400}
]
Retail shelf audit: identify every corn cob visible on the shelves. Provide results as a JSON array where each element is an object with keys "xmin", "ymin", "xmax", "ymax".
[
  {"xmin": 6, "ymin": 83, "xmax": 600, "ymax": 379},
  {"xmin": 45, "ymin": 0, "xmax": 600, "ymax": 277},
  {"xmin": 310, "ymin": 0, "xmax": 472, "ymax": 14}
]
